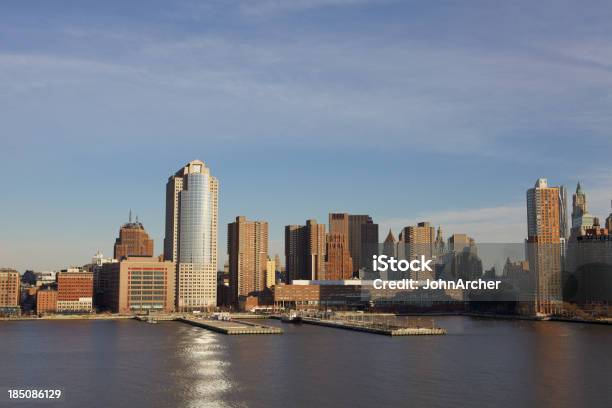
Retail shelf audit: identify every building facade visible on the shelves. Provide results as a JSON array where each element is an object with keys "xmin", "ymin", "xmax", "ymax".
[
  {"xmin": 227, "ymin": 216, "xmax": 269, "ymax": 305},
  {"xmin": 56, "ymin": 270, "xmax": 94, "ymax": 312},
  {"xmin": 100, "ymin": 257, "xmax": 175, "ymax": 314},
  {"xmin": 327, "ymin": 213, "xmax": 354, "ymax": 280},
  {"xmin": 526, "ymin": 178, "xmax": 565, "ymax": 315},
  {"xmin": 113, "ymin": 215, "xmax": 154, "ymax": 260},
  {"xmin": 285, "ymin": 220, "xmax": 326, "ymax": 282},
  {"xmin": 348, "ymin": 214, "xmax": 378, "ymax": 275},
  {"xmin": 164, "ymin": 160, "xmax": 219, "ymax": 311},
  {"xmin": 0, "ymin": 268, "xmax": 20, "ymax": 314},
  {"xmin": 36, "ymin": 289, "xmax": 57, "ymax": 314}
]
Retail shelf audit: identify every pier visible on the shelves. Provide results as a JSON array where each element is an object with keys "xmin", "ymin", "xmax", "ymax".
[
  {"xmin": 177, "ymin": 317, "xmax": 283, "ymax": 335},
  {"xmin": 300, "ymin": 317, "xmax": 446, "ymax": 335}
]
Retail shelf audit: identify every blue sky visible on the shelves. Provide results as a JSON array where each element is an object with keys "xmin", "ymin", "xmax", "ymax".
[{"xmin": 1, "ymin": 0, "xmax": 612, "ymax": 271}]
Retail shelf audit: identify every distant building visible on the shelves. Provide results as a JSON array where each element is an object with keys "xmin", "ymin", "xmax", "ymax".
[
  {"xmin": 56, "ymin": 269, "xmax": 94, "ymax": 313},
  {"xmin": 100, "ymin": 256, "xmax": 175, "ymax": 314},
  {"xmin": 383, "ymin": 229, "xmax": 397, "ymax": 258},
  {"xmin": 570, "ymin": 182, "xmax": 596, "ymax": 240},
  {"xmin": 164, "ymin": 160, "xmax": 219, "ymax": 311},
  {"xmin": 285, "ymin": 219, "xmax": 326, "ymax": 282},
  {"xmin": 113, "ymin": 213, "xmax": 154, "ymax": 260},
  {"xmin": 526, "ymin": 178, "xmax": 565, "ymax": 315},
  {"xmin": 399, "ymin": 222, "xmax": 435, "ymax": 280},
  {"xmin": 348, "ymin": 215, "xmax": 378, "ymax": 274},
  {"xmin": 36, "ymin": 289, "xmax": 57, "ymax": 314},
  {"xmin": 227, "ymin": 216, "xmax": 269, "ymax": 305},
  {"xmin": 326, "ymin": 213, "xmax": 353, "ymax": 280},
  {"xmin": 0, "ymin": 268, "xmax": 20, "ymax": 315},
  {"xmin": 266, "ymin": 258, "xmax": 276, "ymax": 288}
]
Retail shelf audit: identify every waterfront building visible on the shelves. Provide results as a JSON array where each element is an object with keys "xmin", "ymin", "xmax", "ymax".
[
  {"xmin": 56, "ymin": 269, "xmax": 94, "ymax": 313},
  {"xmin": 327, "ymin": 213, "xmax": 354, "ymax": 280},
  {"xmin": 285, "ymin": 220, "xmax": 326, "ymax": 282},
  {"xmin": 100, "ymin": 256, "xmax": 175, "ymax": 314},
  {"xmin": 36, "ymin": 289, "xmax": 57, "ymax": 314},
  {"xmin": 227, "ymin": 216, "xmax": 269, "ymax": 305},
  {"xmin": 526, "ymin": 178, "xmax": 565, "ymax": 315},
  {"xmin": 0, "ymin": 268, "xmax": 20, "ymax": 314},
  {"xmin": 113, "ymin": 213, "xmax": 154, "ymax": 260},
  {"xmin": 164, "ymin": 160, "xmax": 219, "ymax": 311}
]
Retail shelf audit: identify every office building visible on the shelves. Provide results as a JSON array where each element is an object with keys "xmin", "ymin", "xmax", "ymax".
[
  {"xmin": 36, "ymin": 289, "xmax": 57, "ymax": 314},
  {"xmin": 0, "ymin": 268, "xmax": 20, "ymax": 314},
  {"xmin": 56, "ymin": 269, "xmax": 94, "ymax": 312},
  {"xmin": 113, "ymin": 213, "xmax": 154, "ymax": 260},
  {"xmin": 266, "ymin": 258, "xmax": 276, "ymax": 288},
  {"xmin": 227, "ymin": 216, "xmax": 269, "ymax": 305},
  {"xmin": 100, "ymin": 256, "xmax": 175, "ymax": 314},
  {"xmin": 164, "ymin": 160, "xmax": 219, "ymax": 311},
  {"xmin": 399, "ymin": 222, "xmax": 435, "ymax": 279},
  {"xmin": 348, "ymin": 215, "xmax": 378, "ymax": 274},
  {"xmin": 285, "ymin": 220, "xmax": 326, "ymax": 282},
  {"xmin": 327, "ymin": 213, "xmax": 354, "ymax": 280}
]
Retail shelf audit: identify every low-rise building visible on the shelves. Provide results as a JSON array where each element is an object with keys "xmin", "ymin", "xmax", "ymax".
[
  {"xmin": 57, "ymin": 269, "xmax": 94, "ymax": 313},
  {"xmin": 100, "ymin": 256, "xmax": 175, "ymax": 314},
  {"xmin": 37, "ymin": 289, "xmax": 58, "ymax": 314},
  {"xmin": 0, "ymin": 268, "xmax": 20, "ymax": 315}
]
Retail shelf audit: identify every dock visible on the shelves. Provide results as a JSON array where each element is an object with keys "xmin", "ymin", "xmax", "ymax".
[
  {"xmin": 300, "ymin": 317, "xmax": 446, "ymax": 336},
  {"xmin": 177, "ymin": 317, "xmax": 283, "ymax": 335}
]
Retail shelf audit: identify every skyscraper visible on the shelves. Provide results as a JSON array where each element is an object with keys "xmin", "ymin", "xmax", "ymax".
[
  {"xmin": 570, "ymin": 182, "xmax": 596, "ymax": 239},
  {"xmin": 113, "ymin": 213, "xmax": 154, "ymax": 260},
  {"xmin": 399, "ymin": 222, "xmax": 435, "ymax": 280},
  {"xmin": 227, "ymin": 216, "xmax": 269, "ymax": 305},
  {"xmin": 327, "ymin": 213, "xmax": 353, "ymax": 280},
  {"xmin": 348, "ymin": 215, "xmax": 378, "ymax": 274},
  {"xmin": 164, "ymin": 160, "xmax": 219, "ymax": 311},
  {"xmin": 526, "ymin": 178, "xmax": 564, "ymax": 315},
  {"xmin": 285, "ymin": 220, "xmax": 326, "ymax": 282}
]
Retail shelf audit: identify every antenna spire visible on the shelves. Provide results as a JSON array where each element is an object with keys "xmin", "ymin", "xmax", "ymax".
[{"xmin": 129, "ymin": 209, "xmax": 132, "ymax": 223}]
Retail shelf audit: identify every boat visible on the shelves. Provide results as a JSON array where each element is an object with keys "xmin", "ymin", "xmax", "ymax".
[{"xmin": 281, "ymin": 311, "xmax": 302, "ymax": 323}]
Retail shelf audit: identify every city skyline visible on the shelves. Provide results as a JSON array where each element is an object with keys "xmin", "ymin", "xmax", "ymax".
[{"xmin": 2, "ymin": 1, "xmax": 612, "ymax": 271}]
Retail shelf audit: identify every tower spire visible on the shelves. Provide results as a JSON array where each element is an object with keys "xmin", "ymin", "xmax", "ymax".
[{"xmin": 129, "ymin": 209, "xmax": 132, "ymax": 223}]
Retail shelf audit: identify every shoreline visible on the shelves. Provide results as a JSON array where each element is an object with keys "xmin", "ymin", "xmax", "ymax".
[{"xmin": 1, "ymin": 312, "xmax": 610, "ymax": 326}]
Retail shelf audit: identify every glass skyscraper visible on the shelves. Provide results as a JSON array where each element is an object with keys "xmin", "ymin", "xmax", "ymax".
[{"xmin": 164, "ymin": 160, "xmax": 219, "ymax": 311}]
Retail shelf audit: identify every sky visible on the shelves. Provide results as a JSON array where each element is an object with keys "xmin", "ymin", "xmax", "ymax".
[{"xmin": 1, "ymin": 0, "xmax": 612, "ymax": 272}]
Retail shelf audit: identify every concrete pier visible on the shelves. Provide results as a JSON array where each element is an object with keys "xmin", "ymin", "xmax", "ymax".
[
  {"xmin": 178, "ymin": 317, "xmax": 283, "ymax": 335},
  {"xmin": 300, "ymin": 317, "xmax": 446, "ymax": 336}
]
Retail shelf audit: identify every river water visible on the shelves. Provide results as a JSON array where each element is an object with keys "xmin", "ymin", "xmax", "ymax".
[{"xmin": 1, "ymin": 316, "xmax": 610, "ymax": 408}]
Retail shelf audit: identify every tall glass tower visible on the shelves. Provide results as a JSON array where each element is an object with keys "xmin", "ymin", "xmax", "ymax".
[{"xmin": 164, "ymin": 160, "xmax": 219, "ymax": 311}]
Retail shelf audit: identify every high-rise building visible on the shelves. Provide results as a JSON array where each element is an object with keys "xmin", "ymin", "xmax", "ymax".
[
  {"xmin": 56, "ymin": 269, "xmax": 94, "ymax": 312},
  {"xmin": 100, "ymin": 256, "xmax": 175, "ymax": 314},
  {"xmin": 113, "ymin": 213, "xmax": 154, "ymax": 260},
  {"xmin": 327, "ymin": 213, "xmax": 354, "ymax": 280},
  {"xmin": 399, "ymin": 222, "xmax": 435, "ymax": 280},
  {"xmin": 285, "ymin": 220, "xmax": 326, "ymax": 282},
  {"xmin": 0, "ymin": 268, "xmax": 20, "ymax": 313},
  {"xmin": 227, "ymin": 216, "xmax": 269, "ymax": 305},
  {"xmin": 164, "ymin": 160, "xmax": 219, "ymax": 311},
  {"xmin": 383, "ymin": 229, "xmax": 397, "ymax": 258},
  {"xmin": 526, "ymin": 178, "xmax": 564, "ymax": 315},
  {"xmin": 434, "ymin": 226, "xmax": 445, "ymax": 256},
  {"xmin": 606, "ymin": 201, "xmax": 612, "ymax": 232},
  {"xmin": 266, "ymin": 258, "xmax": 276, "ymax": 288},
  {"xmin": 570, "ymin": 182, "xmax": 596, "ymax": 239},
  {"xmin": 347, "ymin": 215, "xmax": 378, "ymax": 274}
]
